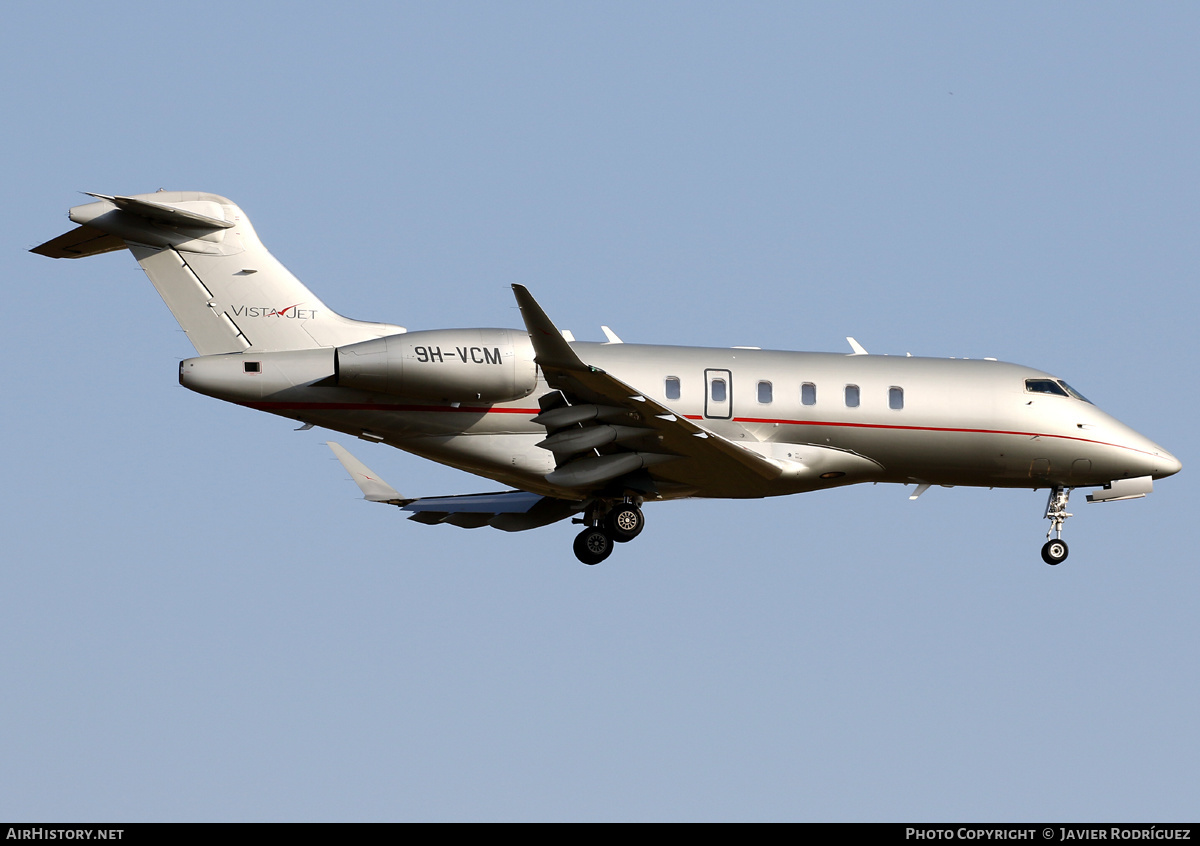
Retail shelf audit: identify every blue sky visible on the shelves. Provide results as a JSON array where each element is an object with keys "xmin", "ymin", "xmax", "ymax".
[{"xmin": 2, "ymin": 1, "xmax": 1196, "ymax": 821}]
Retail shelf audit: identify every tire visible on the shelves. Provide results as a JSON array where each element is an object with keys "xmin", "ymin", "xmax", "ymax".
[
  {"xmin": 607, "ymin": 505, "xmax": 645, "ymax": 543},
  {"xmin": 1041, "ymin": 539, "xmax": 1069, "ymax": 565},
  {"xmin": 573, "ymin": 527, "xmax": 614, "ymax": 565}
]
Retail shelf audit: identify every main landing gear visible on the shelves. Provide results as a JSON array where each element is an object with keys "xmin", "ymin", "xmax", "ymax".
[
  {"xmin": 1041, "ymin": 486, "xmax": 1073, "ymax": 565},
  {"xmin": 572, "ymin": 499, "xmax": 646, "ymax": 565}
]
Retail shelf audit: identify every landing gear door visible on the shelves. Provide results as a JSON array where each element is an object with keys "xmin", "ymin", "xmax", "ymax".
[{"xmin": 705, "ymin": 368, "xmax": 732, "ymax": 419}]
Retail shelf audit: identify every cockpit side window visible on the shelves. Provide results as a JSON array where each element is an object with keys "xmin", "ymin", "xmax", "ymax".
[
  {"xmin": 1056, "ymin": 381, "xmax": 1093, "ymax": 404},
  {"xmin": 1025, "ymin": 379, "xmax": 1069, "ymax": 398}
]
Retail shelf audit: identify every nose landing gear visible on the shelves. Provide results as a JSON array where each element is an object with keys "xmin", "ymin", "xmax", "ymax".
[
  {"xmin": 1041, "ymin": 486, "xmax": 1072, "ymax": 565},
  {"xmin": 572, "ymin": 499, "xmax": 645, "ymax": 564}
]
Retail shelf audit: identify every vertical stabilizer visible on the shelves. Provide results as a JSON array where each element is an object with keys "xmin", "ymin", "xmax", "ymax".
[{"xmin": 34, "ymin": 191, "xmax": 404, "ymax": 354}]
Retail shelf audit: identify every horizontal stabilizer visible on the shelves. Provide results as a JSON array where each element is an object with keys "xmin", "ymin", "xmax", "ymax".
[
  {"xmin": 34, "ymin": 190, "xmax": 408, "ymax": 355},
  {"xmin": 328, "ymin": 441, "xmax": 408, "ymax": 504},
  {"xmin": 83, "ymin": 192, "xmax": 235, "ymax": 230},
  {"xmin": 30, "ymin": 225, "xmax": 126, "ymax": 259}
]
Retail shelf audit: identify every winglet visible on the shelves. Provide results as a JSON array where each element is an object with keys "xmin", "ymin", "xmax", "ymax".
[
  {"xmin": 327, "ymin": 441, "xmax": 409, "ymax": 505},
  {"xmin": 512, "ymin": 285, "xmax": 590, "ymax": 371},
  {"xmin": 846, "ymin": 337, "xmax": 868, "ymax": 356}
]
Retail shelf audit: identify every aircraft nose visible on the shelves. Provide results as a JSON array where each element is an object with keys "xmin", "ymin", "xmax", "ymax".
[{"xmin": 1155, "ymin": 449, "xmax": 1182, "ymax": 479}]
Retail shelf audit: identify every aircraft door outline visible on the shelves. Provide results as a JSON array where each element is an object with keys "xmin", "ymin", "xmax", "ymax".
[{"xmin": 705, "ymin": 368, "xmax": 733, "ymax": 419}]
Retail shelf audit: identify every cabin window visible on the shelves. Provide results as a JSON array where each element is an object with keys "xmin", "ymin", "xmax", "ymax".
[
  {"xmin": 889, "ymin": 386, "xmax": 904, "ymax": 410},
  {"xmin": 665, "ymin": 376, "xmax": 681, "ymax": 401},
  {"xmin": 711, "ymin": 378, "xmax": 727, "ymax": 403},
  {"xmin": 1025, "ymin": 379, "xmax": 1069, "ymax": 398},
  {"xmin": 844, "ymin": 384, "xmax": 860, "ymax": 408},
  {"xmin": 243, "ymin": 361, "xmax": 261, "ymax": 374},
  {"xmin": 757, "ymin": 381, "xmax": 773, "ymax": 404},
  {"xmin": 801, "ymin": 382, "xmax": 816, "ymax": 406}
]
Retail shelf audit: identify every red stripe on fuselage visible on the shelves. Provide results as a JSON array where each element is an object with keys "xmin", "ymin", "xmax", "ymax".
[
  {"xmin": 243, "ymin": 401, "xmax": 542, "ymax": 414},
  {"xmin": 698, "ymin": 415, "xmax": 1155, "ymax": 457},
  {"xmin": 241, "ymin": 402, "xmax": 1154, "ymax": 457}
]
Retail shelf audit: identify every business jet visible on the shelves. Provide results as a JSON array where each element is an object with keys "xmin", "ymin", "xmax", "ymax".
[{"xmin": 34, "ymin": 191, "xmax": 1181, "ymax": 565}]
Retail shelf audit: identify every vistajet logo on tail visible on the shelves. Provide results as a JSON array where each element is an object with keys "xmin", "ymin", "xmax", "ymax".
[{"xmin": 229, "ymin": 303, "xmax": 319, "ymax": 319}]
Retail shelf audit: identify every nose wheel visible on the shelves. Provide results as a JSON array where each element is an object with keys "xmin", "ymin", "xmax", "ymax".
[
  {"xmin": 1041, "ymin": 486, "xmax": 1073, "ymax": 565},
  {"xmin": 1041, "ymin": 538, "xmax": 1069, "ymax": 565}
]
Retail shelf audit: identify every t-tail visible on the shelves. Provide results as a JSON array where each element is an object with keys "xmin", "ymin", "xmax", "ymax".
[{"xmin": 32, "ymin": 191, "xmax": 404, "ymax": 353}]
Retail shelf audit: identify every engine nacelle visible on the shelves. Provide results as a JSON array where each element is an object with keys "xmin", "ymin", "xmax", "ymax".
[{"xmin": 336, "ymin": 328, "xmax": 537, "ymax": 403}]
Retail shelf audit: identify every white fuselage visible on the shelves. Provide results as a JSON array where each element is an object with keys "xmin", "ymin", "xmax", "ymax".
[
  {"xmin": 37, "ymin": 191, "xmax": 1182, "ymax": 562},
  {"xmin": 181, "ymin": 340, "xmax": 1179, "ymax": 500}
]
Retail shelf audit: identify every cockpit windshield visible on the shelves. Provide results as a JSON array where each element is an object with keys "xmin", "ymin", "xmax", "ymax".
[
  {"xmin": 1024, "ymin": 378, "xmax": 1092, "ymax": 404},
  {"xmin": 1056, "ymin": 380, "xmax": 1092, "ymax": 404}
]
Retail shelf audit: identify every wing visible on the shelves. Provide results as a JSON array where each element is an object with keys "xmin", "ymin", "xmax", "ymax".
[
  {"xmin": 328, "ymin": 441, "xmax": 584, "ymax": 531},
  {"xmin": 512, "ymin": 285, "xmax": 870, "ymax": 499}
]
